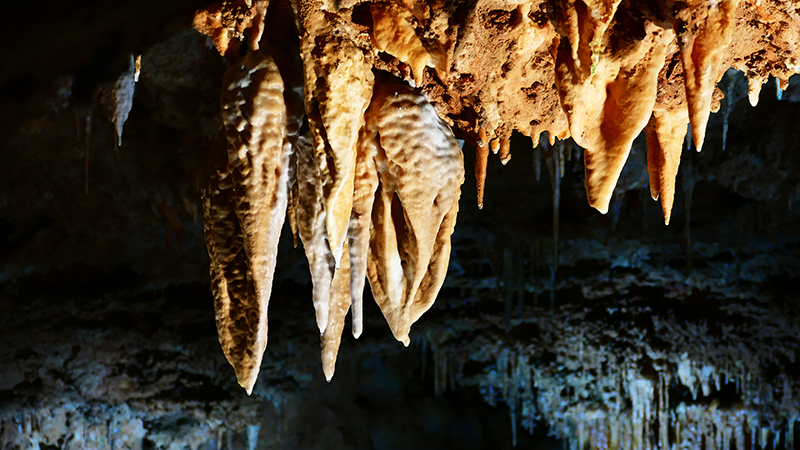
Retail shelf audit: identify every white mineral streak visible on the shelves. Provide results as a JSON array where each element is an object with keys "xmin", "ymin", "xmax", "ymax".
[
  {"xmin": 112, "ymin": 54, "xmax": 137, "ymax": 147},
  {"xmin": 209, "ymin": 50, "xmax": 289, "ymax": 395},
  {"xmin": 365, "ymin": 82, "xmax": 464, "ymax": 346}
]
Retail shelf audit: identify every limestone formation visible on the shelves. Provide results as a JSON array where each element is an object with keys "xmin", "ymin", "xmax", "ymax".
[
  {"xmin": 365, "ymin": 81, "xmax": 464, "ymax": 346},
  {"xmin": 205, "ymin": 50, "xmax": 290, "ymax": 394},
  {"xmin": 196, "ymin": 0, "xmax": 800, "ymax": 390}
]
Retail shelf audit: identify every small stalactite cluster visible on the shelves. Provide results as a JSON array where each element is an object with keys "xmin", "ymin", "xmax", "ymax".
[
  {"xmin": 199, "ymin": 3, "xmax": 464, "ymax": 390},
  {"xmin": 469, "ymin": 345, "xmax": 800, "ymax": 450},
  {"xmin": 193, "ymin": 0, "xmax": 800, "ymax": 391}
]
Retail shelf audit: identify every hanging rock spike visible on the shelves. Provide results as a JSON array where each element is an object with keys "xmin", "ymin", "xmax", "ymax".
[
  {"xmin": 206, "ymin": 50, "xmax": 290, "ymax": 394},
  {"xmin": 676, "ymin": 0, "xmax": 740, "ymax": 152},
  {"xmin": 365, "ymin": 81, "xmax": 464, "ymax": 346},
  {"xmin": 298, "ymin": 10, "xmax": 374, "ymax": 268},
  {"xmin": 475, "ymin": 129, "xmax": 490, "ymax": 209},
  {"xmin": 645, "ymin": 106, "xmax": 689, "ymax": 225},
  {"xmin": 555, "ymin": 20, "xmax": 672, "ymax": 214},
  {"xmin": 320, "ymin": 243, "xmax": 351, "ymax": 381}
]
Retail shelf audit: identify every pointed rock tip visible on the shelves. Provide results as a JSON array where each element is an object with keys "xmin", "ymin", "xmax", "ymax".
[
  {"xmin": 590, "ymin": 199, "xmax": 610, "ymax": 215},
  {"xmin": 238, "ymin": 376, "xmax": 256, "ymax": 396}
]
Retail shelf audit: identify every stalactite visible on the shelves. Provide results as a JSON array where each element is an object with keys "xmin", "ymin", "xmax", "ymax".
[
  {"xmin": 676, "ymin": 0, "xmax": 740, "ymax": 151},
  {"xmin": 546, "ymin": 141, "xmax": 562, "ymax": 306},
  {"xmin": 748, "ymin": 76, "xmax": 765, "ymax": 107},
  {"xmin": 681, "ymin": 153, "xmax": 696, "ymax": 272},
  {"xmin": 722, "ymin": 70, "xmax": 736, "ymax": 151},
  {"xmin": 203, "ymin": 50, "xmax": 290, "ymax": 394},
  {"xmin": 347, "ymin": 110, "xmax": 381, "ymax": 339},
  {"xmin": 554, "ymin": 11, "xmax": 672, "ymax": 214},
  {"xmin": 298, "ymin": 11, "xmax": 374, "ymax": 267},
  {"xmin": 111, "ymin": 54, "xmax": 136, "ymax": 148},
  {"xmin": 365, "ymin": 81, "xmax": 464, "ymax": 345},
  {"xmin": 503, "ymin": 247, "xmax": 513, "ymax": 331},
  {"xmin": 475, "ymin": 129, "xmax": 490, "ymax": 209},
  {"xmin": 515, "ymin": 249, "xmax": 524, "ymax": 318},
  {"xmin": 84, "ymin": 112, "xmax": 92, "ymax": 195},
  {"xmin": 295, "ymin": 132, "xmax": 335, "ymax": 334},
  {"xmin": 320, "ymin": 243, "xmax": 351, "ymax": 381},
  {"xmin": 533, "ymin": 134, "xmax": 543, "ymax": 182},
  {"xmin": 499, "ymin": 135, "xmax": 512, "ymax": 165}
]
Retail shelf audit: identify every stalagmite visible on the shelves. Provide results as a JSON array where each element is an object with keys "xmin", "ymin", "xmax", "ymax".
[
  {"xmin": 365, "ymin": 81, "xmax": 464, "ymax": 345},
  {"xmin": 247, "ymin": 425, "xmax": 260, "ymax": 450},
  {"xmin": 645, "ymin": 107, "xmax": 689, "ymax": 225},
  {"xmin": 204, "ymin": 50, "xmax": 290, "ymax": 394},
  {"xmin": 675, "ymin": 0, "xmax": 740, "ymax": 151},
  {"xmin": 298, "ymin": 14, "xmax": 374, "ymax": 267},
  {"xmin": 554, "ymin": 18, "xmax": 673, "ymax": 214}
]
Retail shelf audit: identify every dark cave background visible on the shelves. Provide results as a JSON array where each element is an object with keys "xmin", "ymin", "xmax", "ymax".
[{"xmin": 1, "ymin": 3, "xmax": 800, "ymax": 449}]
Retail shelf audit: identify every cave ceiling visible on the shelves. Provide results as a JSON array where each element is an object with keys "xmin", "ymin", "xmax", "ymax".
[{"xmin": 1, "ymin": 0, "xmax": 800, "ymax": 449}]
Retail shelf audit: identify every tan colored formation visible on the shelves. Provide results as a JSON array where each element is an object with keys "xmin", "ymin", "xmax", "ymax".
[
  {"xmin": 201, "ymin": 6, "xmax": 465, "ymax": 388},
  {"xmin": 193, "ymin": 0, "xmax": 270, "ymax": 58},
  {"xmin": 203, "ymin": 50, "xmax": 290, "ymax": 394},
  {"xmin": 197, "ymin": 0, "xmax": 800, "ymax": 390},
  {"xmin": 365, "ymin": 82, "xmax": 465, "ymax": 345}
]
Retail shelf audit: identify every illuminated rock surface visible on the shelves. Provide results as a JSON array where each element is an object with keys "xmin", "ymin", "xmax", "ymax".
[{"xmin": 1, "ymin": 0, "xmax": 800, "ymax": 448}]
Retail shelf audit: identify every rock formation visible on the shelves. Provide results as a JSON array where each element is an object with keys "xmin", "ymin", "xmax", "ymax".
[{"xmin": 193, "ymin": 0, "xmax": 800, "ymax": 392}]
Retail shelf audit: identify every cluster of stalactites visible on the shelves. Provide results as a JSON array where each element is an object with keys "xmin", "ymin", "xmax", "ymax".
[
  {"xmin": 193, "ymin": 0, "xmax": 800, "ymax": 392},
  {"xmin": 548, "ymin": 0, "xmax": 742, "ymax": 222},
  {"xmin": 194, "ymin": 0, "xmax": 800, "ymax": 225},
  {"xmin": 201, "ymin": 20, "xmax": 465, "ymax": 391},
  {"xmin": 366, "ymin": 0, "xmax": 798, "ymax": 225},
  {"xmin": 476, "ymin": 348, "xmax": 799, "ymax": 450}
]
